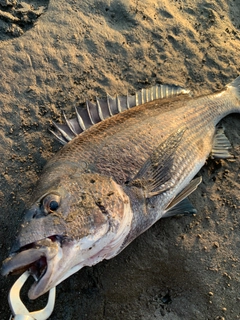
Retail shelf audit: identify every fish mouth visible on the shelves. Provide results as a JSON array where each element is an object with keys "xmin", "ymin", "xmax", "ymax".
[{"xmin": 2, "ymin": 236, "xmax": 63, "ymax": 299}]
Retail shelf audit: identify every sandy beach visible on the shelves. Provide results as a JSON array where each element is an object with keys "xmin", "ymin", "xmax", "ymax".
[{"xmin": 0, "ymin": 0, "xmax": 240, "ymax": 319}]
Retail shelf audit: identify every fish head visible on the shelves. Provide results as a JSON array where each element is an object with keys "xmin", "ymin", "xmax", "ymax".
[{"xmin": 2, "ymin": 166, "xmax": 132, "ymax": 299}]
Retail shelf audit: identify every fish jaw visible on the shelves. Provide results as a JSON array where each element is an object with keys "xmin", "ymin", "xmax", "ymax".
[
  {"xmin": 2, "ymin": 223, "xmax": 111, "ymax": 299},
  {"xmin": 2, "ymin": 237, "xmax": 62, "ymax": 299},
  {"xmin": 28, "ymin": 223, "xmax": 111, "ymax": 299}
]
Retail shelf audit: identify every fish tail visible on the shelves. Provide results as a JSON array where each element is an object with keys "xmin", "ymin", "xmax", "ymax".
[{"xmin": 227, "ymin": 75, "xmax": 240, "ymax": 100}]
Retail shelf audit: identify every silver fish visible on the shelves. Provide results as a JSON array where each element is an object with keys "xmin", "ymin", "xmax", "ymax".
[{"xmin": 2, "ymin": 76, "xmax": 240, "ymax": 300}]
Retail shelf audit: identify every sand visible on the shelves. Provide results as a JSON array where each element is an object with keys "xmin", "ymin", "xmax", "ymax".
[{"xmin": 0, "ymin": 0, "xmax": 240, "ymax": 319}]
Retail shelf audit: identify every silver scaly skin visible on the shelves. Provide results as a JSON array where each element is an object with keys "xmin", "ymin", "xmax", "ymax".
[{"xmin": 2, "ymin": 76, "xmax": 240, "ymax": 299}]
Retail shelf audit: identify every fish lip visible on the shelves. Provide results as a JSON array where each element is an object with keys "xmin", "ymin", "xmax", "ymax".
[{"xmin": 2, "ymin": 235, "xmax": 63, "ymax": 300}]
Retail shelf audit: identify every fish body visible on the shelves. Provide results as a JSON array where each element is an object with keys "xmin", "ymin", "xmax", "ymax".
[{"xmin": 2, "ymin": 76, "xmax": 240, "ymax": 299}]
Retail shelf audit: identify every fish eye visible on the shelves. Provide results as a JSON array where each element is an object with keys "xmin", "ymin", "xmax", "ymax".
[
  {"xmin": 42, "ymin": 194, "xmax": 60, "ymax": 214},
  {"xmin": 49, "ymin": 200, "xmax": 59, "ymax": 212}
]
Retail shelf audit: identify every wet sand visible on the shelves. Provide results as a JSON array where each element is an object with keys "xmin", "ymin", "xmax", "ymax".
[{"xmin": 0, "ymin": 0, "xmax": 240, "ymax": 319}]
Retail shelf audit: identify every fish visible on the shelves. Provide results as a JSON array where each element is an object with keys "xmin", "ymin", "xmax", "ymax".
[{"xmin": 2, "ymin": 76, "xmax": 240, "ymax": 300}]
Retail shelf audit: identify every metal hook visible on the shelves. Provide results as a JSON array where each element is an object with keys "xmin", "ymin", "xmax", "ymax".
[{"xmin": 8, "ymin": 270, "xmax": 56, "ymax": 320}]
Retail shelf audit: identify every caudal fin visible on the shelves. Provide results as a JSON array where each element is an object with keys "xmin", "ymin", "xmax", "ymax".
[{"xmin": 227, "ymin": 75, "xmax": 240, "ymax": 99}]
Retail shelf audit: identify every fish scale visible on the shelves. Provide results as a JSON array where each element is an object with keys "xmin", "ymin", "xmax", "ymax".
[{"xmin": 2, "ymin": 76, "xmax": 240, "ymax": 301}]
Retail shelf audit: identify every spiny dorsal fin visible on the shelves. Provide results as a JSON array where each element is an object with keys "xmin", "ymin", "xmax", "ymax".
[{"xmin": 51, "ymin": 84, "xmax": 191, "ymax": 144}]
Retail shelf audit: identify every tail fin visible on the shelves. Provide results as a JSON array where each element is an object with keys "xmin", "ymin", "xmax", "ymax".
[{"xmin": 227, "ymin": 75, "xmax": 240, "ymax": 99}]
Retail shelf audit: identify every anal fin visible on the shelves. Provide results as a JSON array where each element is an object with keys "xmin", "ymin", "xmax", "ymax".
[{"xmin": 211, "ymin": 126, "xmax": 233, "ymax": 159}]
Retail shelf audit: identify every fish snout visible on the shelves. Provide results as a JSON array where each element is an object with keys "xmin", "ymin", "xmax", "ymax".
[
  {"xmin": 9, "ymin": 211, "xmax": 67, "ymax": 256},
  {"xmin": 24, "ymin": 205, "xmax": 45, "ymax": 221}
]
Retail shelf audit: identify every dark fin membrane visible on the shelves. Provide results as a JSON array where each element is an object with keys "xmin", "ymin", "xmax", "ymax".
[
  {"xmin": 128, "ymin": 127, "xmax": 186, "ymax": 198},
  {"xmin": 162, "ymin": 198, "xmax": 197, "ymax": 218},
  {"xmin": 51, "ymin": 84, "xmax": 191, "ymax": 144},
  {"xmin": 211, "ymin": 126, "xmax": 233, "ymax": 159}
]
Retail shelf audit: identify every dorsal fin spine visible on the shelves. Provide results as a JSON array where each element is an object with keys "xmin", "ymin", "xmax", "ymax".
[
  {"xmin": 151, "ymin": 87, "xmax": 154, "ymax": 100},
  {"xmin": 145, "ymin": 89, "xmax": 148, "ymax": 102},
  {"xmin": 49, "ymin": 129, "xmax": 67, "ymax": 144},
  {"xmin": 162, "ymin": 85, "xmax": 165, "ymax": 98},
  {"xmin": 52, "ymin": 121, "xmax": 72, "ymax": 142},
  {"xmin": 107, "ymin": 94, "xmax": 113, "ymax": 116},
  {"xmin": 165, "ymin": 86, "xmax": 169, "ymax": 97},
  {"xmin": 63, "ymin": 112, "xmax": 78, "ymax": 136},
  {"xmin": 135, "ymin": 92, "xmax": 139, "ymax": 106},
  {"xmin": 75, "ymin": 107, "xmax": 86, "ymax": 131},
  {"xmin": 86, "ymin": 101, "xmax": 95, "ymax": 125},
  {"xmin": 117, "ymin": 95, "xmax": 122, "ymax": 112},
  {"xmin": 155, "ymin": 86, "xmax": 159, "ymax": 99},
  {"xmin": 96, "ymin": 98, "xmax": 104, "ymax": 121},
  {"xmin": 146, "ymin": 88, "xmax": 149, "ymax": 102},
  {"xmin": 126, "ymin": 93, "xmax": 130, "ymax": 109},
  {"xmin": 159, "ymin": 86, "xmax": 162, "ymax": 98},
  {"xmin": 149, "ymin": 87, "xmax": 152, "ymax": 100}
]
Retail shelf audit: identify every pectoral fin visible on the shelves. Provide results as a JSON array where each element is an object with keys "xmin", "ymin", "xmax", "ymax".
[{"xmin": 128, "ymin": 128, "xmax": 185, "ymax": 198}]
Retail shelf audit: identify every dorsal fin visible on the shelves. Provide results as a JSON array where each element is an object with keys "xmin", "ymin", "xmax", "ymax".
[{"xmin": 50, "ymin": 84, "xmax": 191, "ymax": 144}]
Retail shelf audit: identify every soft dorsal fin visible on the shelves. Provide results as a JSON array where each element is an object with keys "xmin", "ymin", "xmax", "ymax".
[{"xmin": 50, "ymin": 84, "xmax": 191, "ymax": 144}]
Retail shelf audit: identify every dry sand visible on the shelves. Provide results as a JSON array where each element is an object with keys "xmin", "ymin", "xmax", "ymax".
[{"xmin": 0, "ymin": 0, "xmax": 240, "ymax": 319}]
